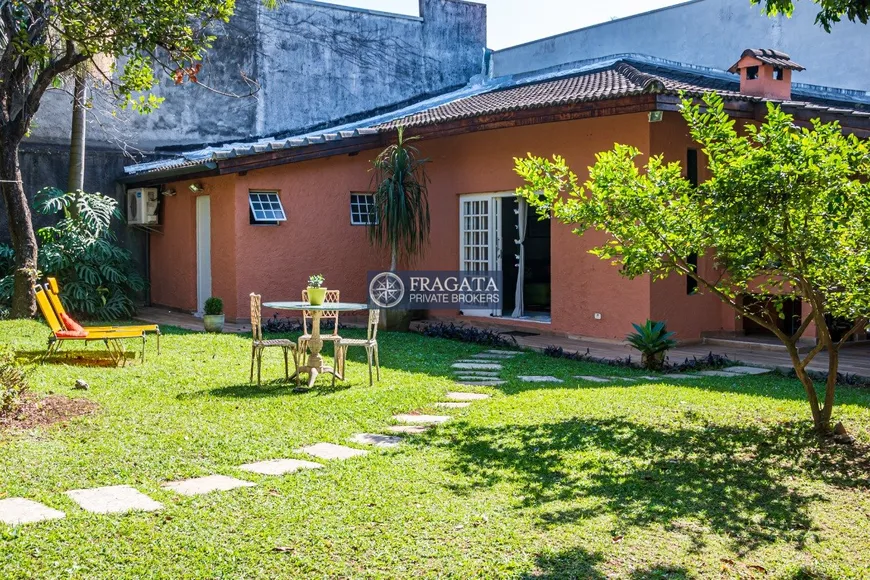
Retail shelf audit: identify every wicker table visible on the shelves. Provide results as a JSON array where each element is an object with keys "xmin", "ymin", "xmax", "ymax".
[{"xmin": 263, "ymin": 301, "xmax": 368, "ymax": 389}]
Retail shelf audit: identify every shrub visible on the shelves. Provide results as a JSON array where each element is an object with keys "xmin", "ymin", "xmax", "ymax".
[
  {"xmin": 421, "ymin": 322, "xmax": 518, "ymax": 347},
  {"xmin": 626, "ymin": 320, "xmax": 678, "ymax": 370},
  {"xmin": 307, "ymin": 274, "xmax": 325, "ymax": 288},
  {"xmin": 0, "ymin": 188, "xmax": 145, "ymax": 320},
  {"xmin": 0, "ymin": 348, "xmax": 27, "ymax": 417},
  {"xmin": 204, "ymin": 297, "xmax": 223, "ymax": 316},
  {"xmin": 543, "ymin": 344, "xmax": 730, "ymax": 373}
]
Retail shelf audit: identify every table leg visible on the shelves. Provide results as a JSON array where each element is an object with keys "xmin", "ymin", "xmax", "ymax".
[{"xmin": 306, "ymin": 311, "xmax": 324, "ymax": 388}]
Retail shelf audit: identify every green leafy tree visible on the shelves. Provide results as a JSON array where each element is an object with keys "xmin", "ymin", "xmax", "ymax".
[
  {"xmin": 368, "ymin": 126, "xmax": 432, "ymax": 272},
  {"xmin": 515, "ymin": 93, "xmax": 870, "ymax": 433},
  {"xmin": 0, "ymin": 0, "xmax": 236, "ymax": 318},
  {"xmin": 1, "ymin": 187, "xmax": 145, "ymax": 320},
  {"xmin": 754, "ymin": 0, "xmax": 870, "ymax": 31}
]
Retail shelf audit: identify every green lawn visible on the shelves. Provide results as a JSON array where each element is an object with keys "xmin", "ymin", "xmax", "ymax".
[{"xmin": 1, "ymin": 319, "xmax": 869, "ymax": 579}]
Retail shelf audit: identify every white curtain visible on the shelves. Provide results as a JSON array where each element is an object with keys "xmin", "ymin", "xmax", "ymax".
[{"xmin": 511, "ymin": 198, "xmax": 528, "ymax": 318}]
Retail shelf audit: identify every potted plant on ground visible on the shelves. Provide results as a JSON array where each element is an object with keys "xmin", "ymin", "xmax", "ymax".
[
  {"xmin": 307, "ymin": 274, "xmax": 327, "ymax": 306},
  {"xmin": 203, "ymin": 297, "xmax": 225, "ymax": 333},
  {"xmin": 368, "ymin": 126, "xmax": 431, "ymax": 331},
  {"xmin": 626, "ymin": 320, "xmax": 677, "ymax": 370}
]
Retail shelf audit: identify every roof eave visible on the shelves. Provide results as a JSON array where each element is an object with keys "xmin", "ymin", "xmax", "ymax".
[{"xmin": 119, "ymin": 161, "xmax": 219, "ymax": 186}]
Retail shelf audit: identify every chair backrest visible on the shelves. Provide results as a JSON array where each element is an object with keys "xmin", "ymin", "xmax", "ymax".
[
  {"xmin": 43, "ymin": 282, "xmax": 69, "ymax": 327},
  {"xmin": 34, "ymin": 285, "xmax": 63, "ymax": 334},
  {"xmin": 250, "ymin": 293, "xmax": 263, "ymax": 342},
  {"xmin": 367, "ymin": 309, "xmax": 380, "ymax": 341},
  {"xmin": 301, "ymin": 289, "xmax": 341, "ymax": 335}
]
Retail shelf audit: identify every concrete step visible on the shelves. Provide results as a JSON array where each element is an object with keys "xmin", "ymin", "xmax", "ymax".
[{"xmin": 701, "ymin": 336, "xmax": 813, "ymax": 354}]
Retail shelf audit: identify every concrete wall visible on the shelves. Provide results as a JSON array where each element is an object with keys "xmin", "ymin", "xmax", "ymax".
[
  {"xmin": 151, "ymin": 113, "xmax": 655, "ymax": 340},
  {"xmin": 28, "ymin": 0, "xmax": 487, "ymax": 151},
  {"xmin": 491, "ymin": 0, "xmax": 870, "ymax": 91}
]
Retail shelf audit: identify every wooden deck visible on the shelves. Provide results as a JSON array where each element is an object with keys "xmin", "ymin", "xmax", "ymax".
[{"xmin": 136, "ymin": 307, "xmax": 870, "ymax": 378}]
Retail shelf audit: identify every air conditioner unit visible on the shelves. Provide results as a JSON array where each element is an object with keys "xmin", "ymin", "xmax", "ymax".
[{"xmin": 127, "ymin": 188, "xmax": 159, "ymax": 225}]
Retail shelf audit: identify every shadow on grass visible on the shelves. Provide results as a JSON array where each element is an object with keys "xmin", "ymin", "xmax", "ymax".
[
  {"xmin": 437, "ymin": 417, "xmax": 870, "ymax": 552},
  {"xmin": 15, "ymin": 349, "xmax": 137, "ymax": 367},
  {"xmin": 518, "ymin": 547, "xmax": 690, "ymax": 579}
]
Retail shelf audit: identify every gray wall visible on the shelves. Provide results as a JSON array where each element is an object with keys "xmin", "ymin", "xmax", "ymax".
[
  {"xmin": 27, "ymin": 0, "xmax": 487, "ymax": 150},
  {"xmin": 491, "ymin": 0, "xmax": 870, "ymax": 91}
]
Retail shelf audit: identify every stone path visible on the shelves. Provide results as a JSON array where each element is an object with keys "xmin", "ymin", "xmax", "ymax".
[
  {"xmin": 5, "ymin": 355, "xmax": 507, "ymax": 528},
  {"xmin": 162, "ymin": 475, "xmax": 256, "ymax": 497},
  {"xmin": 299, "ymin": 442, "xmax": 369, "ymax": 460},
  {"xmin": 0, "ymin": 498, "xmax": 65, "ymax": 525},
  {"xmin": 66, "ymin": 485, "xmax": 163, "ymax": 514},
  {"xmin": 518, "ymin": 375, "xmax": 563, "ymax": 383}
]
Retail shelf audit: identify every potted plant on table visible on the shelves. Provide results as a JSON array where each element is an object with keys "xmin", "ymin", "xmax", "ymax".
[
  {"xmin": 203, "ymin": 297, "xmax": 225, "ymax": 333},
  {"xmin": 368, "ymin": 126, "xmax": 431, "ymax": 331},
  {"xmin": 307, "ymin": 274, "xmax": 327, "ymax": 306},
  {"xmin": 626, "ymin": 320, "xmax": 677, "ymax": 370}
]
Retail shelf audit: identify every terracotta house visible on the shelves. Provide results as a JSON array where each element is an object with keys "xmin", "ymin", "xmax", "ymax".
[{"xmin": 122, "ymin": 51, "xmax": 870, "ymax": 342}]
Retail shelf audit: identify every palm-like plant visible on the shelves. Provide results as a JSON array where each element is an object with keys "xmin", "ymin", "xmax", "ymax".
[
  {"xmin": 626, "ymin": 320, "xmax": 678, "ymax": 370},
  {"xmin": 368, "ymin": 126, "xmax": 431, "ymax": 271}
]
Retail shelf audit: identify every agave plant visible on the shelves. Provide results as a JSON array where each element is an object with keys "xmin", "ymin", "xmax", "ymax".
[
  {"xmin": 368, "ymin": 126, "xmax": 431, "ymax": 271},
  {"xmin": 626, "ymin": 320, "xmax": 677, "ymax": 370}
]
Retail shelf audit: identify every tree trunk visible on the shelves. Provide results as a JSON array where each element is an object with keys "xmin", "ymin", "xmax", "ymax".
[
  {"xmin": 0, "ymin": 141, "xmax": 38, "ymax": 318},
  {"xmin": 67, "ymin": 72, "xmax": 87, "ymax": 196}
]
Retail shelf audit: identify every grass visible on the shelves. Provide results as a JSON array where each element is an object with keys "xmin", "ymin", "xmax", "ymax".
[{"xmin": 1, "ymin": 318, "xmax": 870, "ymax": 579}]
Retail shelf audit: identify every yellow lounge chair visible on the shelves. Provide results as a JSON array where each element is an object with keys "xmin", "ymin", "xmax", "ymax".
[
  {"xmin": 43, "ymin": 278, "xmax": 160, "ymax": 354},
  {"xmin": 34, "ymin": 285, "xmax": 147, "ymax": 365}
]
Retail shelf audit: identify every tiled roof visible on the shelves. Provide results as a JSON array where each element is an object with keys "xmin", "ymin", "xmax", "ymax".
[
  {"xmin": 728, "ymin": 48, "xmax": 806, "ymax": 72},
  {"xmin": 124, "ymin": 54, "xmax": 870, "ymax": 178},
  {"xmin": 376, "ymin": 62, "xmax": 748, "ymax": 130}
]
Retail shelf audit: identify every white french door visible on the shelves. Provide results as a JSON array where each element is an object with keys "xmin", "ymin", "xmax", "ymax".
[{"xmin": 459, "ymin": 193, "xmax": 510, "ymax": 316}]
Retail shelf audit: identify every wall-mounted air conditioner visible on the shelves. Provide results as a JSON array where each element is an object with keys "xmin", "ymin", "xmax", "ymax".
[{"xmin": 127, "ymin": 188, "xmax": 159, "ymax": 225}]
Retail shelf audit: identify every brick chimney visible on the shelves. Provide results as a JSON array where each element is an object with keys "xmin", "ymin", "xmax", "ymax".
[{"xmin": 727, "ymin": 49, "xmax": 805, "ymax": 101}]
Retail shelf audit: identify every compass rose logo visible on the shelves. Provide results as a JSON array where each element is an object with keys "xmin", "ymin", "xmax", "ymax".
[{"xmin": 369, "ymin": 272, "xmax": 405, "ymax": 308}]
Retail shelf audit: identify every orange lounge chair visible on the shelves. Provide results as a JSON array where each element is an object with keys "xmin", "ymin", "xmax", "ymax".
[
  {"xmin": 43, "ymin": 278, "xmax": 160, "ymax": 354},
  {"xmin": 34, "ymin": 285, "xmax": 147, "ymax": 365}
]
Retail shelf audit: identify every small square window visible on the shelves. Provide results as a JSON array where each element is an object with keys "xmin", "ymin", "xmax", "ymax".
[
  {"xmin": 248, "ymin": 192, "xmax": 286, "ymax": 225},
  {"xmin": 746, "ymin": 66, "xmax": 759, "ymax": 80},
  {"xmin": 350, "ymin": 193, "xmax": 378, "ymax": 225},
  {"xmin": 773, "ymin": 67, "xmax": 784, "ymax": 81}
]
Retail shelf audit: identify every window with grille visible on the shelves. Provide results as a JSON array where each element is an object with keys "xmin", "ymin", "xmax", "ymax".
[
  {"xmin": 350, "ymin": 193, "xmax": 378, "ymax": 225},
  {"xmin": 248, "ymin": 192, "xmax": 286, "ymax": 225}
]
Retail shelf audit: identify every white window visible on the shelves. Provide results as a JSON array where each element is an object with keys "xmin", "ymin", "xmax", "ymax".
[
  {"xmin": 350, "ymin": 193, "xmax": 378, "ymax": 225},
  {"xmin": 248, "ymin": 192, "xmax": 286, "ymax": 224}
]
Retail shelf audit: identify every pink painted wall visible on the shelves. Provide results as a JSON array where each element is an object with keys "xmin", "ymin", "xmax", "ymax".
[{"xmin": 151, "ymin": 113, "xmax": 660, "ymax": 339}]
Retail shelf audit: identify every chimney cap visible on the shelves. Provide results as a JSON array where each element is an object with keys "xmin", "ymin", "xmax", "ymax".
[{"xmin": 727, "ymin": 49, "xmax": 806, "ymax": 73}]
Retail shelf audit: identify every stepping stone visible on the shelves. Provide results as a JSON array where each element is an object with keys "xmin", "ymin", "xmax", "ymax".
[
  {"xmin": 662, "ymin": 374, "xmax": 702, "ymax": 379},
  {"xmin": 697, "ymin": 370, "xmax": 741, "ymax": 378},
  {"xmin": 452, "ymin": 370, "xmax": 501, "ymax": 377},
  {"xmin": 452, "ymin": 363, "xmax": 502, "ymax": 370},
  {"xmin": 393, "ymin": 414, "xmax": 451, "ymax": 425},
  {"xmin": 469, "ymin": 354, "xmax": 513, "ymax": 361},
  {"xmin": 298, "ymin": 442, "xmax": 368, "ymax": 460},
  {"xmin": 639, "ymin": 376, "xmax": 661, "ymax": 380},
  {"xmin": 446, "ymin": 392, "xmax": 491, "ymax": 401},
  {"xmin": 66, "ymin": 485, "xmax": 163, "ymax": 514},
  {"xmin": 457, "ymin": 380, "xmax": 505, "ymax": 386},
  {"xmin": 609, "ymin": 377, "xmax": 637, "ymax": 382},
  {"xmin": 0, "ymin": 498, "xmax": 65, "ymax": 526},
  {"xmin": 518, "ymin": 375, "xmax": 563, "ymax": 383},
  {"xmin": 162, "ymin": 475, "xmax": 255, "ymax": 497},
  {"xmin": 484, "ymin": 350, "xmax": 521, "ymax": 356},
  {"xmin": 436, "ymin": 402, "xmax": 471, "ymax": 408},
  {"xmin": 387, "ymin": 425, "xmax": 430, "ymax": 435},
  {"xmin": 350, "ymin": 433, "xmax": 402, "ymax": 448},
  {"xmin": 238, "ymin": 458, "xmax": 323, "ymax": 476},
  {"xmin": 574, "ymin": 376, "xmax": 611, "ymax": 383},
  {"xmin": 723, "ymin": 366, "xmax": 772, "ymax": 375}
]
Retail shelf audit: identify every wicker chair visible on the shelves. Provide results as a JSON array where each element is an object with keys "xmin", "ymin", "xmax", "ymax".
[
  {"xmin": 298, "ymin": 289, "xmax": 341, "ymax": 353},
  {"xmin": 334, "ymin": 309, "xmax": 380, "ymax": 386},
  {"xmin": 250, "ymin": 293, "xmax": 299, "ymax": 386}
]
